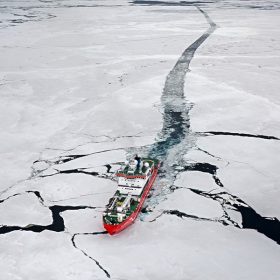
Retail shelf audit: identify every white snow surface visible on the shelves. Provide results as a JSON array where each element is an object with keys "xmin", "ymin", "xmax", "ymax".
[
  {"xmin": 155, "ymin": 188, "xmax": 224, "ymax": 219},
  {"xmin": 62, "ymin": 208, "xmax": 104, "ymax": 233},
  {"xmin": 0, "ymin": 231, "xmax": 106, "ymax": 280},
  {"xmin": 75, "ymin": 216, "xmax": 280, "ymax": 280},
  {"xmin": 175, "ymin": 171, "xmax": 218, "ymax": 191},
  {"xmin": 0, "ymin": 0, "xmax": 280, "ymax": 279},
  {"xmin": 195, "ymin": 136, "xmax": 280, "ymax": 219},
  {"xmin": 0, "ymin": 192, "xmax": 52, "ymax": 227}
]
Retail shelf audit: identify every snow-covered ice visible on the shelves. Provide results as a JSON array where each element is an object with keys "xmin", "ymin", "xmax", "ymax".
[
  {"xmin": 0, "ymin": 0, "xmax": 279, "ymax": 279},
  {"xmin": 0, "ymin": 192, "xmax": 52, "ymax": 227}
]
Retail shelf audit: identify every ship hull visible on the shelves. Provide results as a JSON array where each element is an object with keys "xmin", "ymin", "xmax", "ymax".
[{"xmin": 104, "ymin": 163, "xmax": 159, "ymax": 235}]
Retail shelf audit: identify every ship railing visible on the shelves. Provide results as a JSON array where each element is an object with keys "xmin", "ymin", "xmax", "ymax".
[{"xmin": 116, "ymin": 173, "xmax": 147, "ymax": 179}]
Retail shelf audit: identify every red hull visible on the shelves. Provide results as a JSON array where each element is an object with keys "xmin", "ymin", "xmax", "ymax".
[{"xmin": 104, "ymin": 163, "xmax": 159, "ymax": 235}]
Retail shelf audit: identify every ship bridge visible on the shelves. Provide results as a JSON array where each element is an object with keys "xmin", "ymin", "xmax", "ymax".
[{"xmin": 116, "ymin": 160, "xmax": 152, "ymax": 195}]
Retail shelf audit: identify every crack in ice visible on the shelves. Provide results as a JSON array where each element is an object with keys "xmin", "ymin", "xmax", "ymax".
[
  {"xmin": 0, "ymin": 190, "xmax": 99, "ymax": 235},
  {"xmin": 188, "ymin": 188, "xmax": 280, "ymax": 244},
  {"xmin": 71, "ymin": 232, "xmax": 110, "ymax": 278},
  {"xmin": 199, "ymin": 131, "xmax": 280, "ymax": 140}
]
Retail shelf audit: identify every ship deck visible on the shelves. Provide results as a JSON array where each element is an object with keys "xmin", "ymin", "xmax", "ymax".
[{"xmin": 103, "ymin": 196, "xmax": 139, "ymax": 224}]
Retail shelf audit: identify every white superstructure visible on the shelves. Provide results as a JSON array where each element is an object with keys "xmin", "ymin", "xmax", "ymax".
[
  {"xmin": 117, "ymin": 177, "xmax": 149, "ymax": 195},
  {"xmin": 116, "ymin": 160, "xmax": 152, "ymax": 196}
]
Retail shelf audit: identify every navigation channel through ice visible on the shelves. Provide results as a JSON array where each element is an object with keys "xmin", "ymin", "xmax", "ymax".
[{"xmin": 0, "ymin": 1, "xmax": 280, "ymax": 279}]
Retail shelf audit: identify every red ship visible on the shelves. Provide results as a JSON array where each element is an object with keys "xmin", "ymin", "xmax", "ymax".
[{"xmin": 103, "ymin": 158, "xmax": 160, "ymax": 235}]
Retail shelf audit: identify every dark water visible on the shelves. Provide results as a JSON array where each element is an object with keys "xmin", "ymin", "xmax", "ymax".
[{"xmin": 148, "ymin": 6, "xmax": 216, "ymax": 161}]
